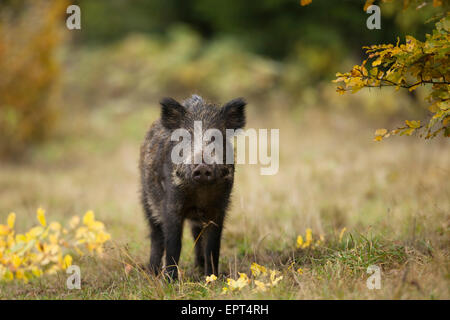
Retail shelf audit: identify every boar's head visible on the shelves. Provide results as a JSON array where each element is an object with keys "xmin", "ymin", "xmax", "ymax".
[{"xmin": 160, "ymin": 95, "xmax": 246, "ymax": 187}]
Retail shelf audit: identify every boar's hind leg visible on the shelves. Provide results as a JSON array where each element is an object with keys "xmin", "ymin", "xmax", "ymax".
[
  {"xmin": 204, "ymin": 221, "xmax": 224, "ymax": 276},
  {"xmin": 190, "ymin": 223, "xmax": 205, "ymax": 270},
  {"xmin": 149, "ymin": 220, "xmax": 164, "ymax": 275}
]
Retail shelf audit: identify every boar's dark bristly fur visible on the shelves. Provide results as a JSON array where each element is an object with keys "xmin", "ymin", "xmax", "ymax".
[{"xmin": 139, "ymin": 95, "xmax": 246, "ymax": 280}]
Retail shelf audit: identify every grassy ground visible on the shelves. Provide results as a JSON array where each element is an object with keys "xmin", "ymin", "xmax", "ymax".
[{"xmin": 0, "ymin": 96, "xmax": 449, "ymax": 299}]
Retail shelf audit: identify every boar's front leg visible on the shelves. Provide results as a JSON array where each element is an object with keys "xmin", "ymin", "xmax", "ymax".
[
  {"xmin": 163, "ymin": 212, "xmax": 183, "ymax": 281},
  {"xmin": 148, "ymin": 220, "xmax": 164, "ymax": 275},
  {"xmin": 203, "ymin": 218, "xmax": 224, "ymax": 276},
  {"xmin": 191, "ymin": 222, "xmax": 205, "ymax": 270}
]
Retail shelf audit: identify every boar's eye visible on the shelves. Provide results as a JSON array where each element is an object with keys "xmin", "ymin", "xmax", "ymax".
[
  {"xmin": 221, "ymin": 97, "xmax": 246, "ymax": 130},
  {"xmin": 160, "ymin": 97, "xmax": 186, "ymax": 130}
]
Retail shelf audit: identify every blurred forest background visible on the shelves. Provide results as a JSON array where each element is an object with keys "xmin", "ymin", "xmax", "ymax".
[
  {"xmin": 0, "ymin": 0, "xmax": 444, "ymax": 158},
  {"xmin": 0, "ymin": 0, "xmax": 448, "ymax": 298}
]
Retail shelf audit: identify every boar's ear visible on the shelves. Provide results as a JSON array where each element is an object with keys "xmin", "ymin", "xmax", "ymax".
[
  {"xmin": 160, "ymin": 97, "xmax": 186, "ymax": 130},
  {"xmin": 221, "ymin": 98, "xmax": 246, "ymax": 130}
]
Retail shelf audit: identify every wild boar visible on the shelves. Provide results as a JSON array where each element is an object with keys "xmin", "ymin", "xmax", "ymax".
[{"xmin": 139, "ymin": 94, "xmax": 246, "ymax": 280}]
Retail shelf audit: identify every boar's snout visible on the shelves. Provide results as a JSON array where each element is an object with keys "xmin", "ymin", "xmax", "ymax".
[{"xmin": 192, "ymin": 163, "xmax": 214, "ymax": 183}]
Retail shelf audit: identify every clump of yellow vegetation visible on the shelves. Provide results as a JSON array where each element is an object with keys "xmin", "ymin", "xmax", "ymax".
[
  {"xmin": 0, "ymin": 208, "xmax": 110, "ymax": 283},
  {"xmin": 296, "ymin": 228, "xmax": 324, "ymax": 249},
  {"xmin": 218, "ymin": 263, "xmax": 287, "ymax": 294},
  {"xmin": 213, "ymin": 227, "xmax": 349, "ymax": 294},
  {"xmin": 216, "ymin": 229, "xmax": 326, "ymax": 294}
]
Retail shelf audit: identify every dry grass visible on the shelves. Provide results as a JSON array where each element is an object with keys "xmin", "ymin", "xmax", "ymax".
[{"xmin": 0, "ymin": 97, "xmax": 449, "ymax": 299}]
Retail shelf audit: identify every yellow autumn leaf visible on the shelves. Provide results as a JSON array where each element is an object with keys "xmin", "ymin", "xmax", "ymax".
[
  {"xmin": 27, "ymin": 226, "xmax": 44, "ymax": 239},
  {"xmin": 226, "ymin": 273, "xmax": 250, "ymax": 291},
  {"xmin": 0, "ymin": 225, "xmax": 9, "ymax": 236},
  {"xmin": 7, "ymin": 212, "xmax": 16, "ymax": 229},
  {"xmin": 15, "ymin": 234, "xmax": 26, "ymax": 242},
  {"xmin": 83, "ymin": 210, "xmax": 95, "ymax": 227},
  {"xmin": 254, "ymin": 280, "xmax": 268, "ymax": 292},
  {"xmin": 75, "ymin": 226, "xmax": 88, "ymax": 238},
  {"xmin": 269, "ymin": 270, "xmax": 283, "ymax": 286},
  {"xmin": 95, "ymin": 231, "xmax": 111, "ymax": 243},
  {"xmin": 305, "ymin": 228, "xmax": 313, "ymax": 243},
  {"xmin": 15, "ymin": 269, "xmax": 26, "ymax": 283},
  {"xmin": 433, "ymin": 0, "xmax": 442, "ymax": 7},
  {"xmin": 373, "ymin": 135, "xmax": 383, "ymax": 142},
  {"xmin": 351, "ymin": 85, "xmax": 363, "ymax": 94},
  {"xmin": 405, "ymin": 120, "xmax": 420, "ymax": 129},
  {"xmin": 300, "ymin": 0, "xmax": 312, "ymax": 6},
  {"xmin": 90, "ymin": 221, "xmax": 105, "ymax": 231},
  {"xmin": 87, "ymin": 243, "xmax": 95, "ymax": 253},
  {"xmin": 251, "ymin": 262, "xmax": 267, "ymax": 277},
  {"xmin": 37, "ymin": 208, "xmax": 47, "ymax": 227},
  {"xmin": 336, "ymin": 86, "xmax": 346, "ymax": 95},
  {"xmin": 372, "ymin": 58, "xmax": 382, "ymax": 67},
  {"xmin": 375, "ymin": 128, "xmax": 387, "ymax": 136},
  {"xmin": 69, "ymin": 215, "xmax": 80, "ymax": 229},
  {"xmin": 364, "ymin": 0, "xmax": 375, "ymax": 11},
  {"xmin": 206, "ymin": 274, "xmax": 217, "ymax": 283},
  {"xmin": 4, "ymin": 270, "xmax": 14, "ymax": 281},
  {"xmin": 49, "ymin": 222, "xmax": 61, "ymax": 231},
  {"xmin": 12, "ymin": 255, "xmax": 22, "ymax": 268},
  {"xmin": 49, "ymin": 234, "xmax": 59, "ymax": 244},
  {"xmin": 238, "ymin": 272, "xmax": 249, "ymax": 281},
  {"xmin": 401, "ymin": 127, "xmax": 416, "ymax": 136},
  {"xmin": 296, "ymin": 235, "xmax": 304, "ymax": 248},
  {"xmin": 62, "ymin": 254, "xmax": 72, "ymax": 269},
  {"xmin": 32, "ymin": 267, "xmax": 43, "ymax": 278}
]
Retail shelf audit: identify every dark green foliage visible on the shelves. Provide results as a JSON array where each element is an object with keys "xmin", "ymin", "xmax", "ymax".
[{"xmin": 77, "ymin": 0, "xmax": 436, "ymax": 61}]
